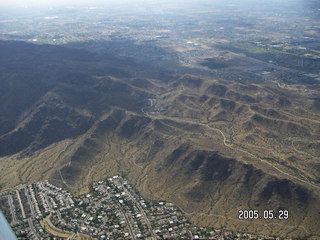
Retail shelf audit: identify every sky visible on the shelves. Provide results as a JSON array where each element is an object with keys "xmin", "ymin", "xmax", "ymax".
[
  {"xmin": 0, "ymin": 0, "xmax": 154, "ymax": 6},
  {"xmin": 0, "ymin": 0, "xmax": 206, "ymax": 10},
  {"xmin": 0, "ymin": 0, "xmax": 145, "ymax": 8},
  {"xmin": 0, "ymin": 0, "xmax": 315, "ymax": 15}
]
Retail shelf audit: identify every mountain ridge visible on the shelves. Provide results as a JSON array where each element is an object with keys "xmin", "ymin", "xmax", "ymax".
[{"xmin": 0, "ymin": 40, "xmax": 320, "ymax": 238}]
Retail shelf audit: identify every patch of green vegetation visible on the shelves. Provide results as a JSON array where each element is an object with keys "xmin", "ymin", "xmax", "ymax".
[
  {"xmin": 215, "ymin": 41, "xmax": 320, "ymax": 74},
  {"xmin": 216, "ymin": 41, "xmax": 268, "ymax": 55},
  {"xmin": 249, "ymin": 47, "xmax": 268, "ymax": 54},
  {"xmin": 201, "ymin": 58, "xmax": 228, "ymax": 69}
]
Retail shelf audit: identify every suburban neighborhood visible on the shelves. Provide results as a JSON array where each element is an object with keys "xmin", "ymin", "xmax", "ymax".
[{"xmin": 1, "ymin": 176, "xmax": 290, "ymax": 240}]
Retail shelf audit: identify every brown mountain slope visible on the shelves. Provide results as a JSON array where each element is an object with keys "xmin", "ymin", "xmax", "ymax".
[{"xmin": 0, "ymin": 40, "xmax": 320, "ymax": 238}]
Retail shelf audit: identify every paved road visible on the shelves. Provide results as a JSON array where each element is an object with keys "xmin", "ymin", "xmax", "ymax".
[
  {"xmin": 117, "ymin": 204, "xmax": 137, "ymax": 240},
  {"xmin": 15, "ymin": 189, "xmax": 26, "ymax": 219},
  {"xmin": 28, "ymin": 218, "xmax": 40, "ymax": 240},
  {"xmin": 122, "ymin": 185, "xmax": 156, "ymax": 240},
  {"xmin": 44, "ymin": 193, "xmax": 53, "ymax": 212},
  {"xmin": 44, "ymin": 214, "xmax": 73, "ymax": 238},
  {"xmin": 7, "ymin": 195, "xmax": 17, "ymax": 223},
  {"xmin": 25, "ymin": 187, "xmax": 36, "ymax": 218}
]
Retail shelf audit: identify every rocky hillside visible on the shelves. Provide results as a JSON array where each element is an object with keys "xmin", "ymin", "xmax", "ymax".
[{"xmin": 0, "ymin": 40, "xmax": 320, "ymax": 239}]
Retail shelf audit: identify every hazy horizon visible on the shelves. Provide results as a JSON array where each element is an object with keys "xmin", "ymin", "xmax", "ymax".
[{"xmin": 0, "ymin": 0, "xmax": 313, "ymax": 7}]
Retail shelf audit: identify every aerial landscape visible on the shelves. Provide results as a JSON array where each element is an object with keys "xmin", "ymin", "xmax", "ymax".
[{"xmin": 0, "ymin": 0, "xmax": 319, "ymax": 239}]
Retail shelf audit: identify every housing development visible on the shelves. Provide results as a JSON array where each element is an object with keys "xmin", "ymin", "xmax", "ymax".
[{"xmin": 1, "ymin": 176, "xmax": 290, "ymax": 240}]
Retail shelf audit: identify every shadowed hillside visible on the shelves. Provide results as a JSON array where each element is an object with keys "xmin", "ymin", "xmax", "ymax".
[{"xmin": 1, "ymin": 40, "xmax": 320, "ymax": 239}]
